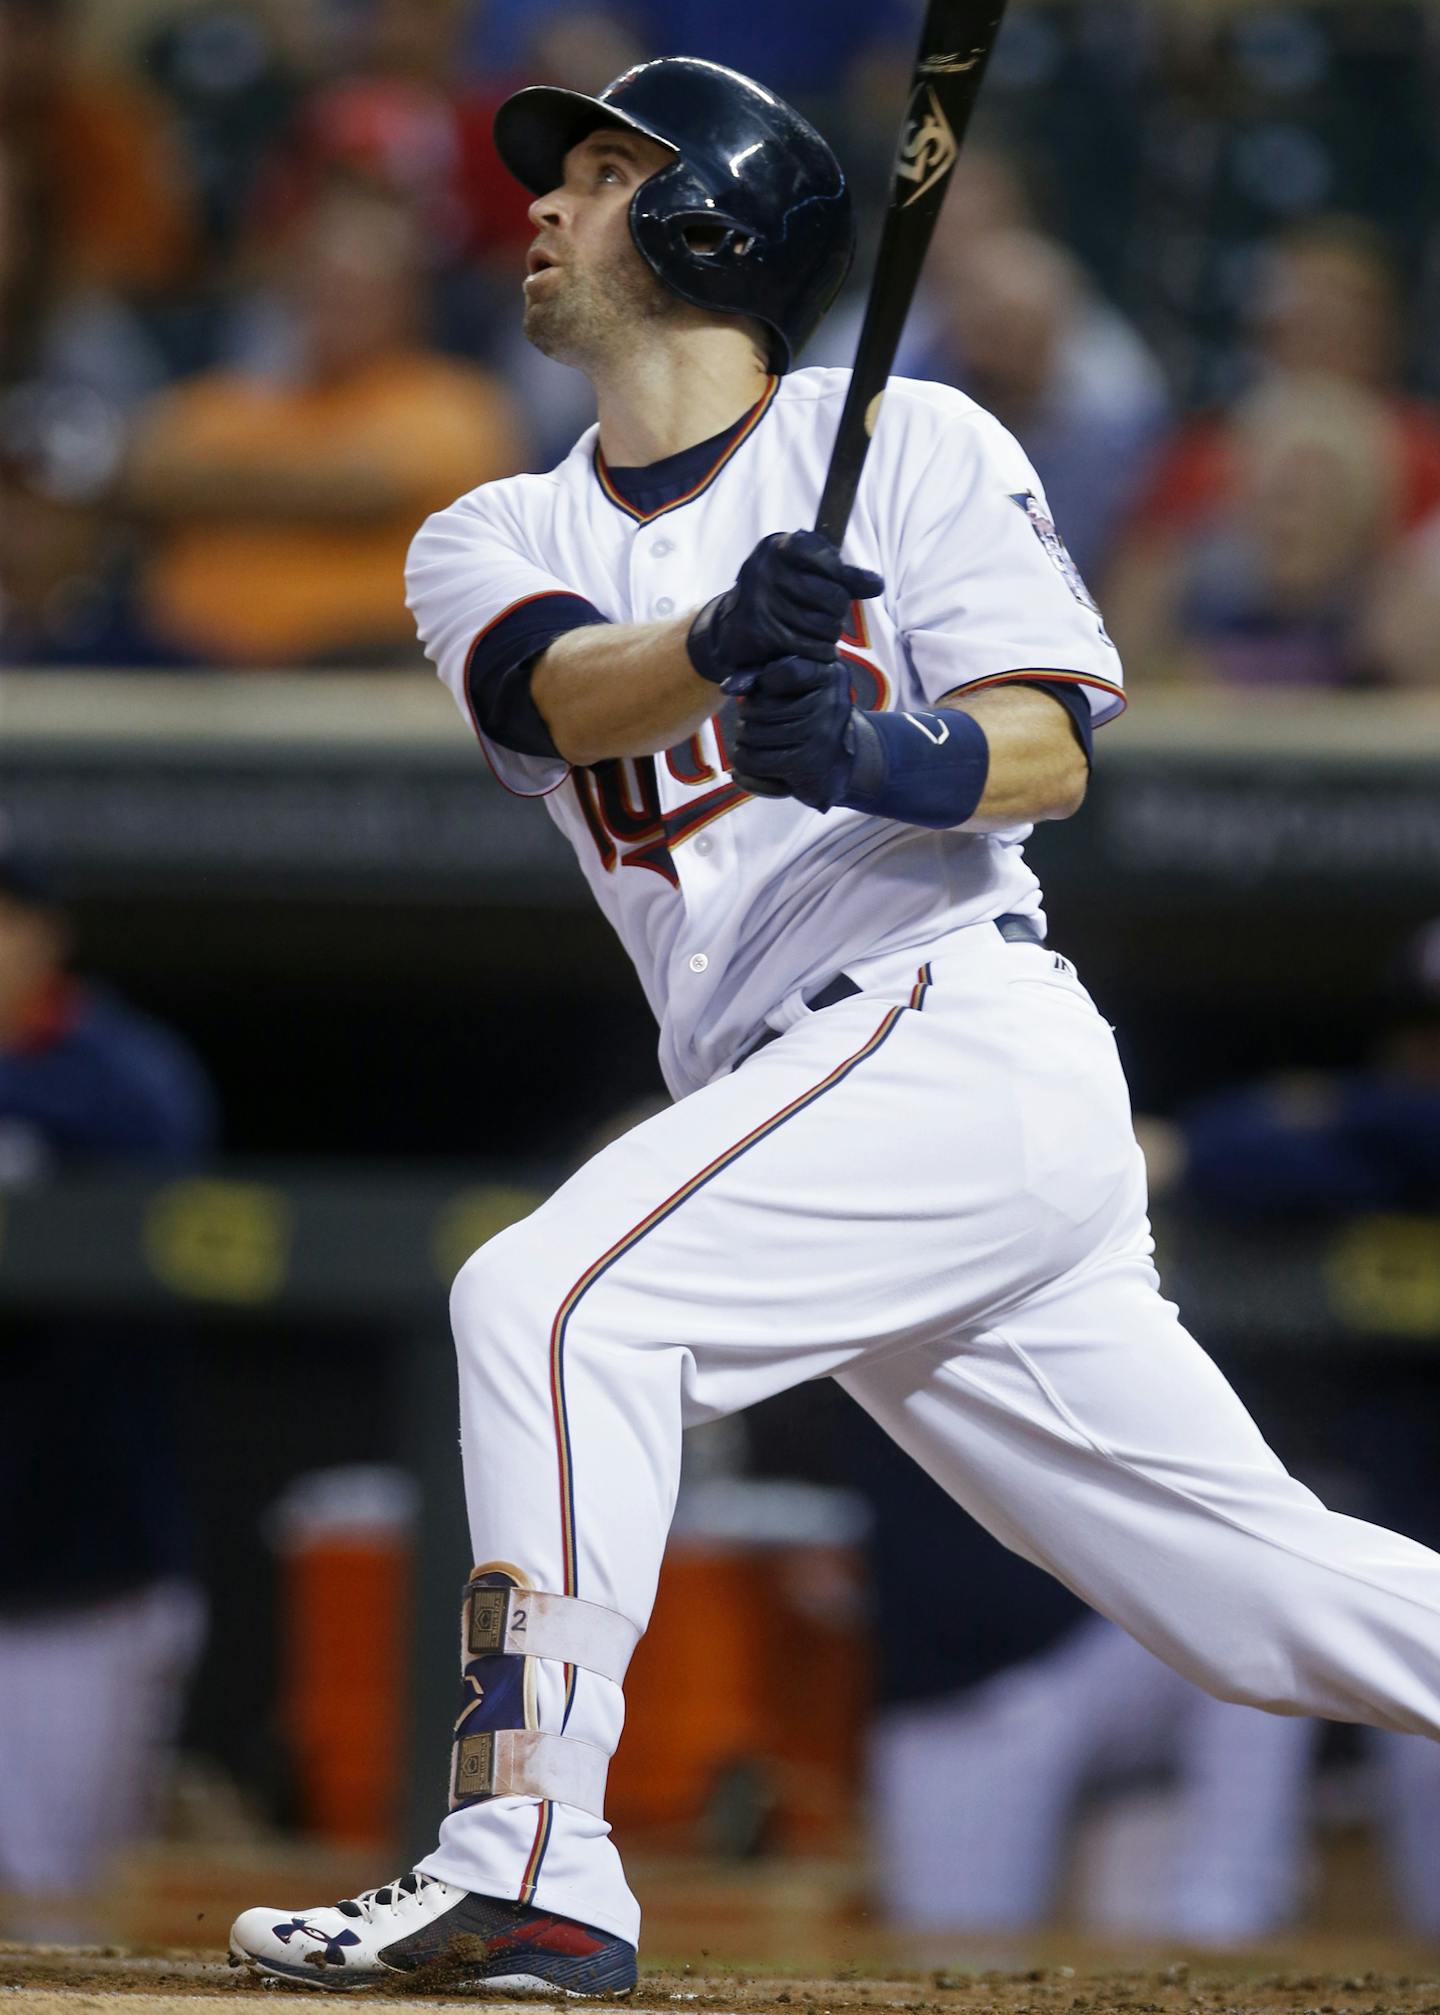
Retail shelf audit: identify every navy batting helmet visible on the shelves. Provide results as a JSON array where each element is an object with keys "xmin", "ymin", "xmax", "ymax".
[{"xmin": 494, "ymin": 57, "xmax": 854, "ymax": 374}]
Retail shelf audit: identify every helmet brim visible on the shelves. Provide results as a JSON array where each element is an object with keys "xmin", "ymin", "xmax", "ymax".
[{"xmin": 494, "ymin": 86, "xmax": 677, "ymax": 198}]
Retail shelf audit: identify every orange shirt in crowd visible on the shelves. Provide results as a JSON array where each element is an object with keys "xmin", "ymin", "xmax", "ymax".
[{"xmin": 135, "ymin": 355, "xmax": 524, "ymax": 666}]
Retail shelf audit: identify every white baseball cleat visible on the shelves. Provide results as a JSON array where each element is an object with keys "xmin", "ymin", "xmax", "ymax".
[{"xmin": 227, "ymin": 1869, "xmax": 638, "ymax": 1993}]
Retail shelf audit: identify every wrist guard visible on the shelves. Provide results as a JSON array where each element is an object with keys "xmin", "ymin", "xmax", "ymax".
[{"xmin": 838, "ymin": 707, "xmax": 990, "ymax": 829}]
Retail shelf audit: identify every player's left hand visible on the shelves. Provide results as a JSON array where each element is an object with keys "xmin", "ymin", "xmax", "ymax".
[{"xmin": 730, "ymin": 656, "xmax": 856, "ymax": 811}]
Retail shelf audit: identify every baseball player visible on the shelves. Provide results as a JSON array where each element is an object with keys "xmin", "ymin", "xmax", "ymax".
[{"xmin": 231, "ymin": 59, "xmax": 1440, "ymax": 1994}]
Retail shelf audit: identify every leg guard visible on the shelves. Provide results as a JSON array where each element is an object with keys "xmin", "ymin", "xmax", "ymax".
[{"xmin": 449, "ymin": 1567, "xmax": 636, "ymax": 1821}]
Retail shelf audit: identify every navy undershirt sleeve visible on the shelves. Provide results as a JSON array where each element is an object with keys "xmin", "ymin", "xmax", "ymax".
[
  {"xmin": 469, "ymin": 592, "xmax": 609, "ymax": 759},
  {"xmin": 1020, "ymin": 680, "xmax": 1095, "ymax": 762}
]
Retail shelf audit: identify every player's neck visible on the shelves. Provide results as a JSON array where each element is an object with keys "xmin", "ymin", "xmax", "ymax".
[{"xmin": 591, "ymin": 332, "xmax": 769, "ymax": 468}]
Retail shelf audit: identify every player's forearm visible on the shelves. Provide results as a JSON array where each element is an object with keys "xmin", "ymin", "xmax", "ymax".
[
  {"xmin": 530, "ymin": 616, "xmax": 719, "ymax": 765},
  {"xmin": 950, "ymin": 684, "xmax": 1089, "ymax": 831},
  {"xmin": 731, "ymin": 669, "xmax": 1091, "ymax": 828}
]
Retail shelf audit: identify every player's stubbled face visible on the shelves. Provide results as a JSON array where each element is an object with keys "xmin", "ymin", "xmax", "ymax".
[{"xmin": 522, "ymin": 130, "xmax": 681, "ymax": 367}]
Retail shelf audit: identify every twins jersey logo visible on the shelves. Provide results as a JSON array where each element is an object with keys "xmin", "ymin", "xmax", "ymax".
[
  {"xmin": 573, "ymin": 602, "xmax": 891, "ymax": 884},
  {"xmin": 895, "ymin": 85, "xmax": 958, "ymax": 207}
]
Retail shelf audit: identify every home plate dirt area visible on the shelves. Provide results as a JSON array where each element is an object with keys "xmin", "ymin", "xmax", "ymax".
[{"xmin": 7, "ymin": 1947, "xmax": 1440, "ymax": 2015}]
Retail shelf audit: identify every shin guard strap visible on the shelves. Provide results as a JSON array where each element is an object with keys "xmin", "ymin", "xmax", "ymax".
[
  {"xmin": 450, "ymin": 1727, "xmax": 609, "ymax": 1817},
  {"xmin": 464, "ymin": 1580, "xmax": 638, "ymax": 1687}
]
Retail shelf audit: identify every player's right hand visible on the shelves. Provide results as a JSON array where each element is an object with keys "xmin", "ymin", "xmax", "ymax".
[{"xmin": 687, "ymin": 530, "xmax": 883, "ymax": 690}]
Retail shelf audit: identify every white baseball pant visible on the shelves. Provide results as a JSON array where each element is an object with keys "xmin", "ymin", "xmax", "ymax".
[{"xmin": 422, "ymin": 920, "xmax": 1440, "ymax": 1944}]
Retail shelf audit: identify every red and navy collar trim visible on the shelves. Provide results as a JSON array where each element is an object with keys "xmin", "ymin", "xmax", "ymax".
[{"xmin": 593, "ymin": 376, "xmax": 779, "ymax": 524}]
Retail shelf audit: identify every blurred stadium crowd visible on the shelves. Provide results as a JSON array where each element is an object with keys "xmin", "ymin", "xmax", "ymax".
[{"xmin": 2, "ymin": 0, "xmax": 1440, "ymax": 681}]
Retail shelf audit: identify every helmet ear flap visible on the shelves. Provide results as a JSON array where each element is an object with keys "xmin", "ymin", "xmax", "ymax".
[
  {"xmin": 677, "ymin": 219, "xmax": 755, "ymax": 260},
  {"xmin": 629, "ymin": 175, "xmax": 763, "ymax": 303}
]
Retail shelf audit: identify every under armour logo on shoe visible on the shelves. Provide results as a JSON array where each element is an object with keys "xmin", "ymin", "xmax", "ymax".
[{"xmin": 272, "ymin": 1919, "xmax": 361, "ymax": 1965}]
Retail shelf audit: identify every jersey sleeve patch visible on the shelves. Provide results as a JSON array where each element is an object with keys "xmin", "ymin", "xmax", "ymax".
[{"xmin": 1010, "ymin": 491, "xmax": 1109, "ymax": 633}]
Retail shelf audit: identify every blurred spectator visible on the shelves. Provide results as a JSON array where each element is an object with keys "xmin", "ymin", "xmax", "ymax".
[
  {"xmin": 1172, "ymin": 919, "xmax": 1440, "ymax": 1225},
  {"xmin": 1109, "ymin": 220, "xmax": 1440, "ymax": 673},
  {"xmin": 920, "ymin": 141, "xmax": 1037, "ymax": 248},
  {"xmin": 809, "ymin": 141, "xmax": 1041, "ymax": 370},
  {"xmin": 1131, "ymin": 918, "xmax": 1440, "ymax": 1942},
  {"xmin": 875, "ymin": 1610, "xmax": 1317, "ymax": 1945},
  {"xmin": 524, "ymin": 9, "xmax": 649, "ymax": 96},
  {"xmin": 262, "ymin": 0, "xmax": 534, "ymax": 280},
  {"xmin": 0, "ymin": 462, "xmax": 178, "ymax": 668},
  {"xmin": 0, "ymin": 141, "xmax": 175, "ymax": 667},
  {"xmin": 1105, "ymin": 374, "xmax": 1413, "ymax": 688},
  {"xmin": 0, "ymin": 851, "xmax": 216, "ymax": 1174},
  {"xmin": 0, "ymin": 0, "xmax": 197, "ymax": 298},
  {"xmin": 467, "ymin": 0, "xmax": 906, "ymax": 110},
  {"xmin": 621, "ymin": 0, "xmax": 910, "ymax": 112},
  {"xmin": 849, "ymin": 1405, "xmax": 1317, "ymax": 1946},
  {"xmin": 812, "ymin": 148, "xmax": 1168, "ymax": 583},
  {"xmin": 141, "ymin": 1, "xmax": 315, "ymax": 266},
  {"xmin": 257, "ymin": 3, "xmax": 650, "ymax": 388},
  {"xmin": 0, "ymin": 137, "xmax": 168, "ymax": 417},
  {"xmin": 1365, "ymin": 507, "xmax": 1440, "ymax": 687},
  {"xmin": 122, "ymin": 183, "xmax": 526, "ymax": 668},
  {"xmin": 1255, "ymin": 223, "xmax": 1408, "ymax": 387},
  {"xmin": 0, "ymin": 845, "xmax": 216, "ymax": 1937},
  {"xmin": 902, "ymin": 224, "xmax": 1170, "ymax": 585}
]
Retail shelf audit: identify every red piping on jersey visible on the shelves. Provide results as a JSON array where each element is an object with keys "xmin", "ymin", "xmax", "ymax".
[
  {"xmin": 524, "ymin": 983, "xmax": 939, "ymax": 1899},
  {"xmin": 544, "ymin": 1013, "xmax": 910, "ymax": 1606},
  {"xmin": 593, "ymin": 377, "xmax": 780, "ymax": 524},
  {"xmin": 520, "ymin": 998, "xmax": 912, "ymax": 1903},
  {"xmin": 517, "ymin": 1802, "xmax": 554, "ymax": 1907},
  {"xmin": 948, "ymin": 669, "xmax": 1127, "ymax": 717},
  {"xmin": 461, "ymin": 592, "xmax": 578, "ymax": 800}
]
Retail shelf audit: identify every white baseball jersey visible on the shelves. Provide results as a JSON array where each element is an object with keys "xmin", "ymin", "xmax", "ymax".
[{"xmin": 407, "ymin": 368, "xmax": 1124, "ymax": 1098}]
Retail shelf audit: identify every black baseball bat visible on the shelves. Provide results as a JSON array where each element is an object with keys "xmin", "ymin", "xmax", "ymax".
[{"xmin": 814, "ymin": 0, "xmax": 1010, "ymax": 548}]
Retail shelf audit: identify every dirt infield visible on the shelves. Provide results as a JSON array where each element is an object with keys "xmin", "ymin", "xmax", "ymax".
[{"xmin": 5, "ymin": 1945, "xmax": 1440, "ymax": 2015}]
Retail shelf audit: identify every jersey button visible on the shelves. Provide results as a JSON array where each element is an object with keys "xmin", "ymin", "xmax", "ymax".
[
  {"xmin": 655, "ymin": 596, "xmax": 675, "ymax": 616},
  {"xmin": 651, "ymin": 537, "xmax": 675, "ymax": 558},
  {"xmin": 695, "ymin": 836, "xmax": 712, "ymax": 857},
  {"xmin": 688, "ymin": 952, "xmax": 709, "ymax": 974}
]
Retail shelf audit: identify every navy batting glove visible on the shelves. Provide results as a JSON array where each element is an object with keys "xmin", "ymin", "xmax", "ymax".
[
  {"xmin": 729, "ymin": 657, "xmax": 856, "ymax": 811},
  {"xmin": 734, "ymin": 671, "xmax": 992, "ymax": 829},
  {"xmin": 688, "ymin": 531, "xmax": 883, "ymax": 689}
]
